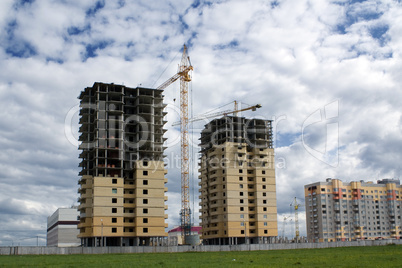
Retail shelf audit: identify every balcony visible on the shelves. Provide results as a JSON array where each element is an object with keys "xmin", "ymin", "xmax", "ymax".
[
  {"xmin": 123, "ymin": 203, "xmax": 136, "ymax": 208},
  {"xmin": 77, "ymin": 221, "xmax": 92, "ymax": 228}
]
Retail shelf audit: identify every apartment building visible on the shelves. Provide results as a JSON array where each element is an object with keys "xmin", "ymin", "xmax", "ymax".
[
  {"xmin": 199, "ymin": 116, "xmax": 278, "ymax": 245},
  {"xmin": 77, "ymin": 82, "xmax": 168, "ymax": 247},
  {"xmin": 305, "ymin": 178, "xmax": 402, "ymax": 242},
  {"xmin": 47, "ymin": 208, "xmax": 80, "ymax": 247}
]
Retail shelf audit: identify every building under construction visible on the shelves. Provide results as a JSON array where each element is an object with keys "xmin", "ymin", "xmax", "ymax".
[
  {"xmin": 199, "ymin": 116, "xmax": 278, "ymax": 245},
  {"xmin": 77, "ymin": 82, "xmax": 168, "ymax": 247}
]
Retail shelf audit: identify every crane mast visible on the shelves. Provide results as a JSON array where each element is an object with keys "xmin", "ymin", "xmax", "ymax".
[
  {"xmin": 155, "ymin": 45, "xmax": 193, "ymax": 243},
  {"xmin": 179, "ymin": 45, "xmax": 192, "ymax": 242},
  {"xmin": 291, "ymin": 197, "xmax": 302, "ymax": 243}
]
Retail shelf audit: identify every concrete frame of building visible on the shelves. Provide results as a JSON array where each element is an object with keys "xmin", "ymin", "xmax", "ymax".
[
  {"xmin": 199, "ymin": 116, "xmax": 278, "ymax": 245},
  {"xmin": 77, "ymin": 83, "xmax": 168, "ymax": 247},
  {"xmin": 305, "ymin": 178, "xmax": 402, "ymax": 243}
]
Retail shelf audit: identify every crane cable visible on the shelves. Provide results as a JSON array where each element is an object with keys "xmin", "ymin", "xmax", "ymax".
[
  {"xmin": 151, "ymin": 50, "xmax": 181, "ymax": 88},
  {"xmin": 202, "ymin": 100, "xmax": 235, "ymax": 115}
]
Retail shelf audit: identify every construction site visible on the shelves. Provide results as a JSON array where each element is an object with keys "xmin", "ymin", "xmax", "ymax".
[{"xmin": 76, "ymin": 45, "xmax": 281, "ymax": 247}]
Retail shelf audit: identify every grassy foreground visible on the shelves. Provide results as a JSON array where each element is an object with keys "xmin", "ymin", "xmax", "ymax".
[{"xmin": 0, "ymin": 244, "xmax": 401, "ymax": 267}]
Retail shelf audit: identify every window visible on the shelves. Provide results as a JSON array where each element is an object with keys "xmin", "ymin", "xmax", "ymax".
[
  {"xmin": 239, "ymin": 169, "xmax": 243, "ymax": 173},
  {"xmin": 143, "ymin": 199, "xmax": 148, "ymax": 204},
  {"xmin": 264, "ymin": 230, "xmax": 268, "ymax": 234},
  {"xmin": 262, "ymin": 178, "xmax": 266, "ymax": 182},
  {"xmin": 112, "ymin": 228, "xmax": 117, "ymax": 233},
  {"xmin": 241, "ymin": 222, "xmax": 244, "ymax": 226},
  {"xmin": 264, "ymin": 215, "xmax": 267, "ymax": 219},
  {"xmin": 240, "ymin": 207, "xmax": 244, "ymax": 211},
  {"xmin": 143, "ymin": 161, "xmax": 148, "ymax": 166},
  {"xmin": 262, "ymin": 185, "xmax": 266, "ymax": 189},
  {"xmin": 112, "ymin": 188, "xmax": 117, "ymax": 194},
  {"xmin": 239, "ymin": 177, "xmax": 243, "ymax": 181},
  {"xmin": 143, "ymin": 208, "xmax": 148, "ymax": 214},
  {"xmin": 143, "ymin": 180, "xmax": 148, "ymax": 185},
  {"xmin": 143, "ymin": 189, "xmax": 148, "ymax": 195},
  {"xmin": 263, "ymin": 200, "xmax": 267, "ymax": 204},
  {"xmin": 112, "ymin": 218, "xmax": 117, "ymax": 223},
  {"xmin": 143, "ymin": 228, "xmax": 148, "ymax": 233},
  {"xmin": 143, "ymin": 218, "xmax": 148, "ymax": 223},
  {"xmin": 240, "ymin": 192, "xmax": 243, "ymax": 196},
  {"xmin": 240, "ymin": 184, "xmax": 243, "ymax": 188},
  {"xmin": 262, "ymin": 170, "xmax": 265, "ymax": 174},
  {"xmin": 143, "ymin": 171, "xmax": 148, "ymax": 176},
  {"xmin": 241, "ymin": 230, "xmax": 245, "ymax": 234},
  {"xmin": 240, "ymin": 199, "xmax": 244, "ymax": 204},
  {"xmin": 112, "ymin": 208, "xmax": 117, "ymax": 213},
  {"xmin": 112, "ymin": 178, "xmax": 117, "ymax": 184},
  {"xmin": 264, "ymin": 222, "xmax": 267, "ymax": 226},
  {"xmin": 240, "ymin": 214, "xmax": 244, "ymax": 218},
  {"xmin": 112, "ymin": 198, "xmax": 117, "ymax": 203},
  {"xmin": 263, "ymin": 207, "xmax": 267, "ymax": 211}
]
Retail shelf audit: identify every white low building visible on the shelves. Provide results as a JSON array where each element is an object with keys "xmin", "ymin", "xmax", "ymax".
[{"xmin": 47, "ymin": 207, "xmax": 80, "ymax": 247}]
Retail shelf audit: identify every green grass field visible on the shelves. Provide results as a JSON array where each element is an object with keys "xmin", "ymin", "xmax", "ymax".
[{"xmin": 0, "ymin": 245, "xmax": 401, "ymax": 267}]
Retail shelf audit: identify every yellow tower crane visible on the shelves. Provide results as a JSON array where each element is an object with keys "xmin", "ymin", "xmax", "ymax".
[
  {"xmin": 156, "ymin": 45, "xmax": 193, "ymax": 243},
  {"xmin": 290, "ymin": 197, "xmax": 304, "ymax": 243},
  {"xmin": 282, "ymin": 216, "xmax": 288, "ymax": 238},
  {"xmin": 157, "ymin": 46, "xmax": 261, "ymax": 244},
  {"xmin": 173, "ymin": 101, "xmax": 261, "ymax": 125}
]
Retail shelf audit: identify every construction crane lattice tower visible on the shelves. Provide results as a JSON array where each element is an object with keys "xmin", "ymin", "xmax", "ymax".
[
  {"xmin": 179, "ymin": 45, "xmax": 192, "ymax": 240},
  {"xmin": 155, "ymin": 45, "xmax": 193, "ymax": 243}
]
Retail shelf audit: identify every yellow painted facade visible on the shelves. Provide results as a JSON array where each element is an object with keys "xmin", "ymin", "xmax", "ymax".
[{"xmin": 78, "ymin": 160, "xmax": 168, "ymax": 246}]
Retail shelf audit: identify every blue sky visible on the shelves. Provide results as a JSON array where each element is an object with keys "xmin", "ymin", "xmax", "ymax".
[{"xmin": 0, "ymin": 0, "xmax": 402, "ymax": 245}]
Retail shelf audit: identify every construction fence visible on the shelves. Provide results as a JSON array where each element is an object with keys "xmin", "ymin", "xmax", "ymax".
[{"xmin": 1, "ymin": 239, "xmax": 401, "ymax": 255}]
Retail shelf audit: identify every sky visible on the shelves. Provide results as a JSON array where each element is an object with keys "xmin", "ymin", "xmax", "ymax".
[{"xmin": 0, "ymin": 0, "xmax": 402, "ymax": 246}]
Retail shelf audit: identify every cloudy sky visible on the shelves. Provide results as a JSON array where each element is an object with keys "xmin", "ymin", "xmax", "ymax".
[{"xmin": 1, "ymin": 0, "xmax": 402, "ymax": 246}]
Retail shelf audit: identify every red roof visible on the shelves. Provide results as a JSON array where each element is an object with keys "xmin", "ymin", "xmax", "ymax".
[{"xmin": 168, "ymin": 226, "xmax": 202, "ymax": 234}]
